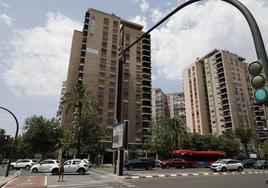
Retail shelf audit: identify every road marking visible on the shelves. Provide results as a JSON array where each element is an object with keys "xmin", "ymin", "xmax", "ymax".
[
  {"xmin": 192, "ymin": 173, "xmax": 199, "ymax": 176},
  {"xmin": 158, "ymin": 175, "xmax": 165, "ymax": 177},
  {"xmin": 213, "ymin": 173, "xmax": 219, "ymax": 175},
  {"xmin": 44, "ymin": 176, "xmax": 47, "ymax": 186},
  {"xmin": 181, "ymin": 173, "xmax": 188, "ymax": 176},
  {"xmin": 145, "ymin": 175, "xmax": 153, "ymax": 178},
  {"xmin": 203, "ymin": 173, "xmax": 209, "ymax": 175},
  {"xmin": 132, "ymin": 176, "xmax": 140, "ymax": 179},
  {"xmin": 170, "ymin": 174, "xmax": 177, "ymax": 177}
]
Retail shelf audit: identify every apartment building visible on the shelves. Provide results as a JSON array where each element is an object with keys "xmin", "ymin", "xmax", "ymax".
[
  {"xmin": 166, "ymin": 92, "xmax": 185, "ymax": 118},
  {"xmin": 60, "ymin": 9, "xmax": 151, "ymax": 160},
  {"xmin": 152, "ymin": 88, "xmax": 169, "ymax": 123},
  {"xmin": 183, "ymin": 49, "xmax": 266, "ymax": 136}
]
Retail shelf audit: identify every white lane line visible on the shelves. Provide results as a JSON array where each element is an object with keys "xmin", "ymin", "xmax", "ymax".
[
  {"xmin": 145, "ymin": 175, "xmax": 153, "ymax": 178},
  {"xmin": 181, "ymin": 173, "xmax": 188, "ymax": 176},
  {"xmin": 158, "ymin": 175, "xmax": 165, "ymax": 177},
  {"xmin": 132, "ymin": 176, "xmax": 140, "ymax": 179},
  {"xmin": 170, "ymin": 174, "xmax": 177, "ymax": 177},
  {"xmin": 44, "ymin": 176, "xmax": 47, "ymax": 186},
  {"xmin": 203, "ymin": 173, "xmax": 210, "ymax": 175},
  {"xmin": 192, "ymin": 173, "xmax": 199, "ymax": 176}
]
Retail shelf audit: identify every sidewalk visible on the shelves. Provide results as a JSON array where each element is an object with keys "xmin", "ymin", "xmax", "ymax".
[{"xmin": 0, "ymin": 175, "xmax": 17, "ymax": 188}]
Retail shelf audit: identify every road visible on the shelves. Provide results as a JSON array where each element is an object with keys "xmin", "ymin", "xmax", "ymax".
[
  {"xmin": 1, "ymin": 167, "xmax": 268, "ymax": 188},
  {"xmin": 128, "ymin": 174, "xmax": 268, "ymax": 188}
]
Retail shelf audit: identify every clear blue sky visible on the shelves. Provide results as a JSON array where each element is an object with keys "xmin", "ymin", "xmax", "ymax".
[{"xmin": 0, "ymin": 0, "xmax": 267, "ymax": 135}]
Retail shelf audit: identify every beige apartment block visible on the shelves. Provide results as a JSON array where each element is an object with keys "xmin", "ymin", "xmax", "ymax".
[
  {"xmin": 59, "ymin": 9, "xmax": 151, "ymax": 161},
  {"xmin": 152, "ymin": 88, "xmax": 169, "ymax": 123},
  {"xmin": 183, "ymin": 58, "xmax": 211, "ymax": 134},
  {"xmin": 183, "ymin": 49, "xmax": 262, "ymax": 136},
  {"xmin": 166, "ymin": 92, "xmax": 185, "ymax": 119}
]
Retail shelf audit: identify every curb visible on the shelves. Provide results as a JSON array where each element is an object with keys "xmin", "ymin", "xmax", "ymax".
[{"xmin": 123, "ymin": 170, "xmax": 268, "ymax": 179}]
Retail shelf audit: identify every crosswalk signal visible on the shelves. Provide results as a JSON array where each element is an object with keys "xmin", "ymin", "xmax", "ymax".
[{"xmin": 248, "ymin": 60, "xmax": 268, "ymax": 104}]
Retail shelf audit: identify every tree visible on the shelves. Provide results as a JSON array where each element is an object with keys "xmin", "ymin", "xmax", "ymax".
[
  {"xmin": 79, "ymin": 114, "xmax": 105, "ymax": 162},
  {"xmin": 218, "ymin": 135, "xmax": 240, "ymax": 158},
  {"xmin": 261, "ymin": 140, "xmax": 268, "ymax": 160},
  {"xmin": 163, "ymin": 117, "xmax": 188, "ymax": 149},
  {"xmin": 234, "ymin": 127, "xmax": 255, "ymax": 158},
  {"xmin": 145, "ymin": 121, "xmax": 174, "ymax": 158},
  {"xmin": 63, "ymin": 82, "xmax": 97, "ymax": 155},
  {"xmin": 145, "ymin": 117, "xmax": 188, "ymax": 158},
  {"xmin": 23, "ymin": 115, "xmax": 61, "ymax": 157}
]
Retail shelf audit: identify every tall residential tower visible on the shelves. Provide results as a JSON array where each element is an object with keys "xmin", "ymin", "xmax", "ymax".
[{"xmin": 60, "ymin": 9, "xmax": 151, "ymax": 161}]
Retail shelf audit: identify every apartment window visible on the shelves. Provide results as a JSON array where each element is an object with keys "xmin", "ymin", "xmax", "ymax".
[
  {"xmin": 104, "ymin": 18, "xmax": 109, "ymax": 25},
  {"xmin": 113, "ymin": 21, "xmax": 118, "ymax": 28}
]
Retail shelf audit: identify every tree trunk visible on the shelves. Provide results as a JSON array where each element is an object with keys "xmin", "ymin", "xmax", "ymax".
[{"xmin": 244, "ymin": 143, "xmax": 249, "ymax": 159}]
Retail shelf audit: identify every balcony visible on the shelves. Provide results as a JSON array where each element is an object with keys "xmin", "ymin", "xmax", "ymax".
[
  {"xmin": 142, "ymin": 56, "xmax": 151, "ymax": 62},
  {"xmin": 142, "ymin": 44, "xmax": 150, "ymax": 51},
  {"xmin": 142, "ymin": 100, "xmax": 151, "ymax": 107}
]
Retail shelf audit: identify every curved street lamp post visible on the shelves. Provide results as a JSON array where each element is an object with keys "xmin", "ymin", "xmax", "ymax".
[
  {"xmin": 116, "ymin": 0, "xmax": 268, "ymax": 176},
  {"xmin": 0, "ymin": 106, "xmax": 19, "ymax": 177}
]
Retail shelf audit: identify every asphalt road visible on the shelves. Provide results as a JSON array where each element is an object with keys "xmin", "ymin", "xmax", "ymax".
[{"xmin": 128, "ymin": 174, "xmax": 268, "ymax": 188}]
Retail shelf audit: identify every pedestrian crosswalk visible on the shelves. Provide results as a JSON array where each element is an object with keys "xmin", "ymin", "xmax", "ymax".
[
  {"xmin": 47, "ymin": 170, "xmax": 139, "ymax": 188},
  {"xmin": 47, "ymin": 180, "xmax": 139, "ymax": 188}
]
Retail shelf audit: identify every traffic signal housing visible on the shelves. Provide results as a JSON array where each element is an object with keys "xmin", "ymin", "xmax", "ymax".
[{"xmin": 248, "ymin": 60, "xmax": 268, "ymax": 104}]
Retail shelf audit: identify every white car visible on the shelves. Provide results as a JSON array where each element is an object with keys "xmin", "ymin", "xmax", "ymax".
[
  {"xmin": 10, "ymin": 159, "xmax": 38, "ymax": 170},
  {"xmin": 30, "ymin": 159, "xmax": 59, "ymax": 173},
  {"xmin": 210, "ymin": 159, "xmax": 244, "ymax": 172},
  {"xmin": 82, "ymin": 159, "xmax": 92, "ymax": 168},
  {"xmin": 49, "ymin": 159, "xmax": 89, "ymax": 175}
]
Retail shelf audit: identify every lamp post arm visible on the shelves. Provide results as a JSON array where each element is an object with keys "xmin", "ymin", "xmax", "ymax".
[
  {"xmin": 124, "ymin": 0, "xmax": 268, "ymax": 76},
  {"xmin": 0, "ymin": 106, "xmax": 19, "ymax": 177}
]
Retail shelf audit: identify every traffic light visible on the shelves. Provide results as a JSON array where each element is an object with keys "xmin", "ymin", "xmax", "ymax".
[{"xmin": 248, "ymin": 60, "xmax": 268, "ymax": 104}]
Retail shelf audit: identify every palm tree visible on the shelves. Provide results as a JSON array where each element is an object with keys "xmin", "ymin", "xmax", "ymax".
[
  {"xmin": 163, "ymin": 117, "xmax": 188, "ymax": 149},
  {"xmin": 63, "ymin": 82, "xmax": 97, "ymax": 156},
  {"xmin": 234, "ymin": 127, "xmax": 255, "ymax": 159}
]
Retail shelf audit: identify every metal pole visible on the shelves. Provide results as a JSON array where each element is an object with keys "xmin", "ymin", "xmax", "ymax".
[{"xmin": 0, "ymin": 106, "xmax": 19, "ymax": 177}]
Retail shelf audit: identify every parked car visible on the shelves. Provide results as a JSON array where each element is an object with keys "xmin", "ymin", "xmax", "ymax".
[
  {"xmin": 155, "ymin": 160, "xmax": 161, "ymax": 168},
  {"xmin": 49, "ymin": 159, "xmax": 89, "ymax": 175},
  {"xmin": 30, "ymin": 159, "xmax": 59, "ymax": 173},
  {"xmin": 210, "ymin": 159, "xmax": 243, "ymax": 172},
  {"xmin": 10, "ymin": 159, "xmax": 38, "ymax": 170},
  {"xmin": 124, "ymin": 158, "xmax": 155, "ymax": 170},
  {"xmin": 254, "ymin": 160, "xmax": 268, "ymax": 169},
  {"xmin": 82, "ymin": 159, "xmax": 92, "ymax": 168},
  {"xmin": 242, "ymin": 159, "xmax": 257, "ymax": 168},
  {"xmin": 160, "ymin": 158, "xmax": 186, "ymax": 169}
]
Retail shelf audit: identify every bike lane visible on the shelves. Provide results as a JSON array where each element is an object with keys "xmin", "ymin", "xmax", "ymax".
[{"xmin": 3, "ymin": 176, "xmax": 47, "ymax": 188}]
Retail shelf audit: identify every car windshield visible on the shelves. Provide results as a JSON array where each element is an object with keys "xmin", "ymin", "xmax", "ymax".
[{"xmin": 214, "ymin": 159, "xmax": 225, "ymax": 163}]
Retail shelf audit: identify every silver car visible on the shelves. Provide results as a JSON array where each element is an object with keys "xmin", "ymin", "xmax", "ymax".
[
  {"xmin": 30, "ymin": 159, "xmax": 59, "ymax": 173},
  {"xmin": 210, "ymin": 159, "xmax": 243, "ymax": 172},
  {"xmin": 49, "ymin": 159, "xmax": 89, "ymax": 175}
]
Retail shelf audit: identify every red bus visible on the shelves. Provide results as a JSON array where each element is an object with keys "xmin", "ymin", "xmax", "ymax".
[{"xmin": 172, "ymin": 150, "xmax": 226, "ymax": 168}]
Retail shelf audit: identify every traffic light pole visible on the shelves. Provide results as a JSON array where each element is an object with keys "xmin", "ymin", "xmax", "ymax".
[
  {"xmin": 0, "ymin": 106, "xmax": 19, "ymax": 177},
  {"xmin": 115, "ymin": 0, "xmax": 267, "ymax": 176}
]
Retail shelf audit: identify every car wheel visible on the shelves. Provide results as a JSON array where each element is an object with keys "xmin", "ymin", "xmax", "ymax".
[
  {"xmin": 32, "ymin": 168, "xmax": 38, "ymax": 173},
  {"xmin": 238, "ymin": 167, "xmax": 243, "ymax": 172},
  {"xmin": 166, "ymin": 165, "xmax": 169, "ymax": 169},
  {"xmin": 52, "ymin": 168, "xmax": 59, "ymax": 175},
  {"xmin": 78, "ymin": 168, "xmax": 85, "ymax": 175},
  {"xmin": 127, "ymin": 165, "xmax": 134, "ymax": 171},
  {"xmin": 221, "ymin": 167, "xmax": 227, "ymax": 172},
  {"xmin": 146, "ymin": 165, "xmax": 153, "ymax": 170},
  {"xmin": 9, "ymin": 165, "xmax": 14, "ymax": 170},
  {"xmin": 25, "ymin": 165, "xmax": 31, "ymax": 170}
]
